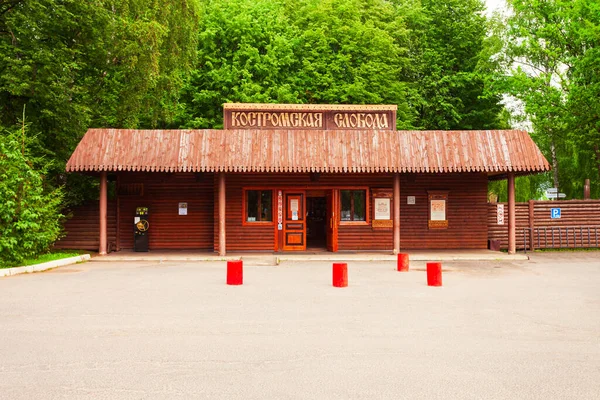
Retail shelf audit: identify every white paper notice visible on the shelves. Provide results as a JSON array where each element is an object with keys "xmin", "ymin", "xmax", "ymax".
[
  {"xmin": 178, "ymin": 202, "xmax": 188, "ymax": 215},
  {"xmin": 430, "ymin": 199, "xmax": 446, "ymax": 221},
  {"xmin": 374, "ymin": 198, "xmax": 391, "ymax": 220}
]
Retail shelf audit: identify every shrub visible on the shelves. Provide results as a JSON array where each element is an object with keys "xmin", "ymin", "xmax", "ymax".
[{"xmin": 0, "ymin": 128, "xmax": 64, "ymax": 266}]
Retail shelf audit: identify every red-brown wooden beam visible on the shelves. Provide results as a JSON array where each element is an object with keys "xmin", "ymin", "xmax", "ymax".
[
  {"xmin": 507, "ymin": 172, "xmax": 516, "ymax": 254},
  {"xmin": 393, "ymin": 173, "xmax": 400, "ymax": 254},
  {"xmin": 218, "ymin": 172, "xmax": 226, "ymax": 256},
  {"xmin": 99, "ymin": 171, "xmax": 108, "ymax": 256}
]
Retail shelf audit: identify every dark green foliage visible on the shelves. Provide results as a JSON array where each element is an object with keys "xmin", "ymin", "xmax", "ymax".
[
  {"xmin": 410, "ymin": 0, "xmax": 505, "ymax": 130},
  {"xmin": 0, "ymin": 127, "xmax": 63, "ymax": 266},
  {"xmin": 177, "ymin": 0, "xmax": 423, "ymax": 129},
  {"xmin": 0, "ymin": 0, "xmax": 201, "ymax": 205},
  {"xmin": 497, "ymin": 0, "xmax": 600, "ymax": 199}
]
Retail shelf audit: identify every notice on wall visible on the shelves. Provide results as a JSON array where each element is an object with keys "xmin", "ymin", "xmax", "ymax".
[
  {"xmin": 374, "ymin": 198, "xmax": 391, "ymax": 220},
  {"xmin": 497, "ymin": 204, "xmax": 505, "ymax": 225},
  {"xmin": 430, "ymin": 199, "xmax": 446, "ymax": 221},
  {"xmin": 290, "ymin": 199, "xmax": 299, "ymax": 220},
  {"xmin": 178, "ymin": 202, "xmax": 188, "ymax": 215},
  {"xmin": 407, "ymin": 196, "xmax": 415, "ymax": 205}
]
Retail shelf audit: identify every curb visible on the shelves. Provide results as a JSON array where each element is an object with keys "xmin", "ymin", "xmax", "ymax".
[{"xmin": 0, "ymin": 254, "xmax": 91, "ymax": 278}]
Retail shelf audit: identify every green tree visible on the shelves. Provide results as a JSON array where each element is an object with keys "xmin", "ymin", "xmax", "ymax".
[
  {"xmin": 177, "ymin": 0, "xmax": 417, "ymax": 128},
  {"xmin": 0, "ymin": 125, "xmax": 63, "ymax": 266},
  {"xmin": 498, "ymin": 0, "xmax": 600, "ymax": 199},
  {"xmin": 408, "ymin": 0, "xmax": 504, "ymax": 130},
  {"xmin": 0, "ymin": 0, "xmax": 201, "ymax": 204}
]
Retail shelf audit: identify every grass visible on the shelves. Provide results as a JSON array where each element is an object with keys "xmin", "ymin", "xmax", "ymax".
[
  {"xmin": 0, "ymin": 250, "xmax": 87, "ymax": 269},
  {"xmin": 533, "ymin": 247, "xmax": 600, "ymax": 252}
]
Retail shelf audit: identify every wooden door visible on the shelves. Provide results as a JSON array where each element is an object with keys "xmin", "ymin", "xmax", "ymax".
[
  {"xmin": 326, "ymin": 189, "xmax": 339, "ymax": 252},
  {"xmin": 283, "ymin": 192, "xmax": 306, "ymax": 251}
]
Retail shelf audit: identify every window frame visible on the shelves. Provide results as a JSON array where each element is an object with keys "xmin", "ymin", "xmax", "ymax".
[
  {"xmin": 339, "ymin": 187, "xmax": 370, "ymax": 225},
  {"xmin": 243, "ymin": 188, "xmax": 275, "ymax": 226},
  {"xmin": 427, "ymin": 190, "xmax": 449, "ymax": 229}
]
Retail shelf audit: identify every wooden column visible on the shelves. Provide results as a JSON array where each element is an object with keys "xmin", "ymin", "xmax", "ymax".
[
  {"xmin": 218, "ymin": 172, "xmax": 226, "ymax": 256},
  {"xmin": 584, "ymin": 179, "xmax": 591, "ymax": 200},
  {"xmin": 393, "ymin": 173, "xmax": 401, "ymax": 254},
  {"xmin": 99, "ymin": 171, "xmax": 108, "ymax": 256},
  {"xmin": 508, "ymin": 172, "xmax": 516, "ymax": 254}
]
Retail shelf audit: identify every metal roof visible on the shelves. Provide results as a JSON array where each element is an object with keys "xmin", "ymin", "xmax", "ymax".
[{"xmin": 66, "ymin": 129, "xmax": 550, "ymax": 175}]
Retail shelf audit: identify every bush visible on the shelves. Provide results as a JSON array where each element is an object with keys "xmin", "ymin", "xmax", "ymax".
[{"xmin": 0, "ymin": 128, "xmax": 64, "ymax": 266}]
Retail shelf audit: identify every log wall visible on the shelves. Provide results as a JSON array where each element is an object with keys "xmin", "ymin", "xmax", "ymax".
[
  {"xmin": 53, "ymin": 200, "xmax": 117, "ymax": 251},
  {"xmin": 214, "ymin": 172, "xmax": 489, "ymax": 252},
  {"xmin": 118, "ymin": 172, "xmax": 214, "ymax": 250},
  {"xmin": 56, "ymin": 172, "xmax": 490, "ymax": 252}
]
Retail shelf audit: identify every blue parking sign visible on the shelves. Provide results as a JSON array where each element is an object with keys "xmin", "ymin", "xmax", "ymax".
[{"xmin": 551, "ymin": 208, "xmax": 561, "ymax": 219}]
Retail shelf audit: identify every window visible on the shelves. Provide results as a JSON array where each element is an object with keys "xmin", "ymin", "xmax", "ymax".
[
  {"xmin": 340, "ymin": 190, "xmax": 366, "ymax": 221},
  {"xmin": 245, "ymin": 190, "xmax": 273, "ymax": 222}
]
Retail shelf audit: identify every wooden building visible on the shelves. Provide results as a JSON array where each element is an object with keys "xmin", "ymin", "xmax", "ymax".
[{"xmin": 66, "ymin": 104, "xmax": 550, "ymax": 255}]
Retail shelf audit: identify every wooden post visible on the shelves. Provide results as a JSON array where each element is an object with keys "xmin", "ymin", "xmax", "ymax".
[
  {"xmin": 584, "ymin": 179, "xmax": 591, "ymax": 200},
  {"xmin": 116, "ymin": 174, "xmax": 120, "ymax": 252},
  {"xmin": 99, "ymin": 171, "xmax": 108, "ymax": 256},
  {"xmin": 393, "ymin": 173, "xmax": 400, "ymax": 254},
  {"xmin": 528, "ymin": 199, "xmax": 535, "ymax": 251},
  {"xmin": 508, "ymin": 172, "xmax": 516, "ymax": 254},
  {"xmin": 218, "ymin": 172, "xmax": 226, "ymax": 256}
]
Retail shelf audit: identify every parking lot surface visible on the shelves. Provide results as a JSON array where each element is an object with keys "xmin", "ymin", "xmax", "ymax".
[{"xmin": 1, "ymin": 252, "xmax": 599, "ymax": 399}]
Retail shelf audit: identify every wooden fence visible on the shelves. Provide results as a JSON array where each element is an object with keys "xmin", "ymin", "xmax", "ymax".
[{"xmin": 488, "ymin": 200, "xmax": 600, "ymax": 251}]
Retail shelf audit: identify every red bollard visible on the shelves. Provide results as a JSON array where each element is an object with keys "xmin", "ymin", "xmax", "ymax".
[
  {"xmin": 427, "ymin": 262, "xmax": 442, "ymax": 287},
  {"xmin": 397, "ymin": 253, "xmax": 409, "ymax": 272},
  {"xmin": 332, "ymin": 263, "xmax": 348, "ymax": 287},
  {"xmin": 227, "ymin": 260, "xmax": 243, "ymax": 285}
]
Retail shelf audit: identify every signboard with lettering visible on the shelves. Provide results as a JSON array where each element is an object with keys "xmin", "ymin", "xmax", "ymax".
[
  {"xmin": 497, "ymin": 204, "xmax": 504, "ymax": 225},
  {"xmin": 223, "ymin": 103, "xmax": 397, "ymax": 130},
  {"xmin": 277, "ymin": 190, "xmax": 283, "ymax": 230},
  {"xmin": 551, "ymin": 208, "xmax": 561, "ymax": 219}
]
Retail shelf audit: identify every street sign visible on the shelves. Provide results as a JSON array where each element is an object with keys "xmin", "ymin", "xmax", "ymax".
[
  {"xmin": 546, "ymin": 188, "xmax": 558, "ymax": 194},
  {"xmin": 551, "ymin": 208, "xmax": 561, "ymax": 219},
  {"xmin": 547, "ymin": 192, "xmax": 566, "ymax": 199}
]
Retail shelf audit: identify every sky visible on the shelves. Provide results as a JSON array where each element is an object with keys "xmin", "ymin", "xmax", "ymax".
[{"xmin": 484, "ymin": 0, "xmax": 507, "ymax": 16}]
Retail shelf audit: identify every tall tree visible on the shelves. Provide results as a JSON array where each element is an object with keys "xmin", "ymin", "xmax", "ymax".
[
  {"xmin": 177, "ymin": 0, "xmax": 417, "ymax": 128},
  {"xmin": 408, "ymin": 0, "xmax": 505, "ymax": 130},
  {"xmin": 499, "ymin": 0, "xmax": 600, "ymax": 198},
  {"xmin": 0, "ymin": 0, "xmax": 200, "ymax": 204}
]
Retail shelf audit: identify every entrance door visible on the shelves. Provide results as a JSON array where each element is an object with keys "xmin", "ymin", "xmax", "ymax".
[
  {"xmin": 326, "ymin": 190, "xmax": 339, "ymax": 252},
  {"xmin": 283, "ymin": 192, "xmax": 306, "ymax": 251}
]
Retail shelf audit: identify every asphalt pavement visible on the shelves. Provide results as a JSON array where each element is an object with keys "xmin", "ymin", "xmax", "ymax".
[{"xmin": 0, "ymin": 252, "xmax": 598, "ymax": 399}]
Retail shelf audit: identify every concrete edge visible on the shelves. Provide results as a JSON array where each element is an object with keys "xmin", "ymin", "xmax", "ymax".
[
  {"xmin": 0, "ymin": 254, "xmax": 91, "ymax": 278},
  {"xmin": 91, "ymin": 256, "xmax": 242, "ymax": 262}
]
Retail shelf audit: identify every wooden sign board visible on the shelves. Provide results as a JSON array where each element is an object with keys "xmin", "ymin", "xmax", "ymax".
[
  {"xmin": 223, "ymin": 103, "xmax": 397, "ymax": 130},
  {"xmin": 428, "ymin": 190, "xmax": 449, "ymax": 229}
]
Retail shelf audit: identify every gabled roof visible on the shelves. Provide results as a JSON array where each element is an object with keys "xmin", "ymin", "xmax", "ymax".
[{"xmin": 66, "ymin": 128, "xmax": 550, "ymax": 177}]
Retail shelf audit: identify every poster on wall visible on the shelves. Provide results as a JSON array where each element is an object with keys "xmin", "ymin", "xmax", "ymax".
[
  {"xmin": 430, "ymin": 200, "xmax": 446, "ymax": 221},
  {"xmin": 290, "ymin": 199, "xmax": 299, "ymax": 221},
  {"xmin": 178, "ymin": 202, "xmax": 188, "ymax": 215},
  {"xmin": 374, "ymin": 198, "xmax": 391, "ymax": 220},
  {"xmin": 428, "ymin": 191, "xmax": 449, "ymax": 229}
]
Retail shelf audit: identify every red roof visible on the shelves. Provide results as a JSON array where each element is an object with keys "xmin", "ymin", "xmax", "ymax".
[{"xmin": 66, "ymin": 129, "xmax": 550, "ymax": 176}]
